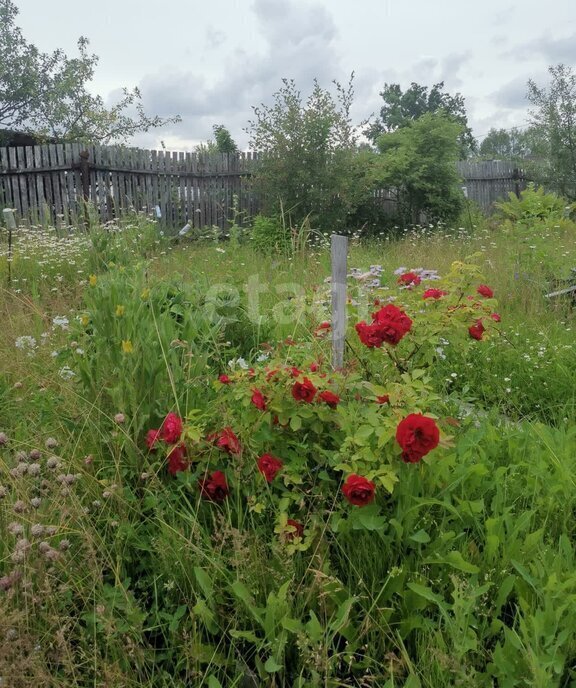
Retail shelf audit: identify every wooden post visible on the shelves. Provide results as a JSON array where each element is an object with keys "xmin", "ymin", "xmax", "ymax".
[
  {"xmin": 331, "ymin": 233, "xmax": 348, "ymax": 369},
  {"xmin": 3, "ymin": 207, "xmax": 16, "ymax": 286}
]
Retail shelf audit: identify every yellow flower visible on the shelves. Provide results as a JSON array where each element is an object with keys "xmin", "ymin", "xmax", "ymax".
[
  {"xmin": 140, "ymin": 288, "xmax": 150, "ymax": 301},
  {"xmin": 115, "ymin": 305, "xmax": 125, "ymax": 317},
  {"xmin": 121, "ymin": 340, "xmax": 133, "ymax": 354},
  {"xmin": 81, "ymin": 315, "xmax": 90, "ymax": 327},
  {"xmin": 89, "ymin": 275, "xmax": 97, "ymax": 287}
]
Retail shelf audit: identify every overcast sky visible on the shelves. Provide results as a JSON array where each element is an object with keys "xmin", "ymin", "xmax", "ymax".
[{"xmin": 13, "ymin": 0, "xmax": 576, "ymax": 150}]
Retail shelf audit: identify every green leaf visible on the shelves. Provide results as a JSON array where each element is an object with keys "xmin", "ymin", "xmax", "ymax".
[
  {"xmin": 194, "ymin": 567, "xmax": 213, "ymax": 600},
  {"xmin": 207, "ymin": 677, "xmax": 223, "ymax": 688},
  {"xmin": 290, "ymin": 415, "xmax": 302, "ymax": 431},
  {"xmin": 407, "ymin": 582, "xmax": 447, "ymax": 609},
  {"xmin": 264, "ymin": 656, "xmax": 283, "ymax": 673},
  {"xmin": 281, "ymin": 616, "xmax": 303, "ymax": 633},
  {"xmin": 306, "ymin": 611, "xmax": 323, "ymax": 643},
  {"xmin": 410, "ymin": 529, "xmax": 431, "ymax": 544},
  {"xmin": 424, "ymin": 550, "xmax": 479, "ymax": 574}
]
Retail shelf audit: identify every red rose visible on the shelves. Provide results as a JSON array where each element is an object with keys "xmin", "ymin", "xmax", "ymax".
[
  {"xmin": 423, "ymin": 289, "xmax": 448, "ymax": 300},
  {"xmin": 477, "ymin": 285, "xmax": 494, "ymax": 298},
  {"xmin": 342, "ymin": 474, "xmax": 375, "ymax": 506},
  {"xmin": 292, "ymin": 377, "xmax": 317, "ymax": 403},
  {"xmin": 266, "ymin": 368, "xmax": 280, "ymax": 381},
  {"xmin": 218, "ymin": 374, "xmax": 231, "ymax": 384},
  {"xmin": 376, "ymin": 395, "xmax": 390, "ymax": 405},
  {"xmin": 146, "ymin": 429, "xmax": 160, "ymax": 451},
  {"xmin": 314, "ymin": 322, "xmax": 331, "ymax": 337},
  {"xmin": 257, "ymin": 453, "xmax": 283, "ymax": 482},
  {"xmin": 309, "ymin": 362, "xmax": 320, "ymax": 372},
  {"xmin": 167, "ymin": 443, "xmax": 188, "ymax": 475},
  {"xmin": 160, "ymin": 412, "xmax": 183, "ymax": 444},
  {"xmin": 468, "ymin": 319, "xmax": 485, "ymax": 341},
  {"xmin": 251, "ymin": 388, "xmax": 267, "ymax": 411},
  {"xmin": 199, "ymin": 470, "xmax": 229, "ymax": 502},
  {"xmin": 318, "ymin": 390, "xmax": 340, "ymax": 408},
  {"xmin": 356, "ymin": 304, "xmax": 413, "ymax": 348},
  {"xmin": 288, "ymin": 366, "xmax": 302, "ymax": 378},
  {"xmin": 398, "ymin": 271, "xmax": 422, "ymax": 287},
  {"xmin": 209, "ymin": 427, "xmax": 241, "ymax": 455},
  {"xmin": 396, "ymin": 413, "xmax": 440, "ymax": 463},
  {"xmin": 285, "ymin": 519, "xmax": 304, "ymax": 540},
  {"xmin": 490, "ymin": 312, "xmax": 501, "ymax": 322},
  {"xmin": 355, "ymin": 321, "xmax": 385, "ymax": 348}
]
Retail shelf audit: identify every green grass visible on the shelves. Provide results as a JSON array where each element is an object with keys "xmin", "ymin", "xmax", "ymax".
[{"xmin": 0, "ymin": 214, "xmax": 575, "ymax": 686}]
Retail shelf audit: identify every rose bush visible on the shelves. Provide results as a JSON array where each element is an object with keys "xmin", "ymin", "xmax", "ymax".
[{"xmin": 140, "ymin": 258, "xmax": 500, "ymax": 540}]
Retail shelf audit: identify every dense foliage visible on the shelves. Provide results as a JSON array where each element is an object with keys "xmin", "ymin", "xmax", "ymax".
[
  {"xmin": 0, "ymin": 0, "xmax": 179, "ymax": 143},
  {"xmin": 0, "ymin": 208, "xmax": 575, "ymax": 686}
]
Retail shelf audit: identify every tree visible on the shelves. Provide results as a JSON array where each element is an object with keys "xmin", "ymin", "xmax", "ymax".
[
  {"xmin": 528, "ymin": 64, "xmax": 576, "ymax": 198},
  {"xmin": 366, "ymin": 81, "xmax": 475, "ymax": 158},
  {"xmin": 0, "ymin": 0, "xmax": 179, "ymax": 143},
  {"xmin": 247, "ymin": 75, "xmax": 375, "ymax": 231},
  {"xmin": 478, "ymin": 127, "xmax": 532, "ymax": 160},
  {"xmin": 212, "ymin": 124, "xmax": 238, "ymax": 153},
  {"xmin": 372, "ymin": 113, "xmax": 464, "ymax": 225}
]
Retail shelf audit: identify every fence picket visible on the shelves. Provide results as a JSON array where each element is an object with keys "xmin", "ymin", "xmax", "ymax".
[{"xmin": 0, "ymin": 143, "xmax": 529, "ymax": 229}]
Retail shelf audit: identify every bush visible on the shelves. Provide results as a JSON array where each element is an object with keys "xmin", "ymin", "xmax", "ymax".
[{"xmin": 494, "ymin": 183, "xmax": 571, "ymax": 223}]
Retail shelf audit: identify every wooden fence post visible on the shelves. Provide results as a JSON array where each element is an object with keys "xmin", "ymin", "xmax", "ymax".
[
  {"xmin": 3, "ymin": 207, "xmax": 16, "ymax": 285},
  {"xmin": 331, "ymin": 233, "xmax": 348, "ymax": 369}
]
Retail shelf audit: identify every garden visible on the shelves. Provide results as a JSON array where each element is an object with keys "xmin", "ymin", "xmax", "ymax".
[{"xmin": 0, "ymin": 184, "xmax": 575, "ymax": 687}]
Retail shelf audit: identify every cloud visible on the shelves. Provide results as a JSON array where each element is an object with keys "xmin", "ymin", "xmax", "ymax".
[
  {"xmin": 490, "ymin": 75, "xmax": 531, "ymax": 110},
  {"xmin": 129, "ymin": 0, "xmax": 343, "ymax": 149},
  {"xmin": 506, "ymin": 32, "xmax": 576, "ymax": 64}
]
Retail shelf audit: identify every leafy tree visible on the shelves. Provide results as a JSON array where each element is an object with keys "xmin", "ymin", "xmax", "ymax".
[
  {"xmin": 528, "ymin": 64, "xmax": 576, "ymax": 198},
  {"xmin": 212, "ymin": 124, "xmax": 238, "ymax": 153},
  {"xmin": 0, "ymin": 0, "xmax": 179, "ymax": 143},
  {"xmin": 246, "ymin": 76, "xmax": 376, "ymax": 231},
  {"xmin": 367, "ymin": 81, "xmax": 475, "ymax": 158},
  {"xmin": 372, "ymin": 113, "xmax": 464, "ymax": 225}
]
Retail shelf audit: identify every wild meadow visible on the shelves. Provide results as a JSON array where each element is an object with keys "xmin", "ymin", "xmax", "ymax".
[{"xmin": 0, "ymin": 194, "xmax": 575, "ymax": 687}]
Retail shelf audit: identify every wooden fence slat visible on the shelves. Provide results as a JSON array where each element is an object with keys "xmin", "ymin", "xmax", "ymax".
[{"xmin": 0, "ymin": 144, "xmax": 532, "ymax": 229}]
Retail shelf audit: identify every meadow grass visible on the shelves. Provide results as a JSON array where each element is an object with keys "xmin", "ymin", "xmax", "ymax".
[{"xmin": 0, "ymin": 215, "xmax": 575, "ymax": 686}]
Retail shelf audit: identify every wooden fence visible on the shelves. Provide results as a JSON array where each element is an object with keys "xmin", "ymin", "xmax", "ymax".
[
  {"xmin": 0, "ymin": 142, "xmax": 529, "ymax": 229},
  {"xmin": 0, "ymin": 143, "xmax": 259, "ymax": 229},
  {"xmin": 457, "ymin": 160, "xmax": 529, "ymax": 213}
]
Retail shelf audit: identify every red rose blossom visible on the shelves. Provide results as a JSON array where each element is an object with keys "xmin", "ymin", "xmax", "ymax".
[
  {"xmin": 468, "ymin": 319, "xmax": 485, "ymax": 341},
  {"xmin": 292, "ymin": 377, "xmax": 317, "ymax": 403},
  {"xmin": 342, "ymin": 474, "xmax": 375, "ymax": 506},
  {"xmin": 376, "ymin": 395, "xmax": 390, "ymax": 405},
  {"xmin": 285, "ymin": 519, "xmax": 304, "ymax": 540},
  {"xmin": 218, "ymin": 374, "xmax": 231, "ymax": 384},
  {"xmin": 257, "ymin": 453, "xmax": 283, "ymax": 482},
  {"xmin": 423, "ymin": 289, "xmax": 448, "ymax": 299},
  {"xmin": 398, "ymin": 272, "xmax": 422, "ymax": 287},
  {"xmin": 209, "ymin": 427, "xmax": 241, "ymax": 455},
  {"xmin": 288, "ymin": 366, "xmax": 302, "ymax": 378},
  {"xmin": 309, "ymin": 362, "xmax": 320, "ymax": 372},
  {"xmin": 395, "ymin": 413, "xmax": 440, "ymax": 463},
  {"xmin": 146, "ymin": 429, "xmax": 160, "ymax": 451},
  {"xmin": 490, "ymin": 312, "xmax": 501, "ymax": 322},
  {"xmin": 477, "ymin": 284, "xmax": 494, "ymax": 298},
  {"xmin": 318, "ymin": 390, "xmax": 340, "ymax": 408},
  {"xmin": 251, "ymin": 388, "xmax": 267, "ymax": 411},
  {"xmin": 314, "ymin": 322, "xmax": 331, "ymax": 337},
  {"xmin": 160, "ymin": 412, "xmax": 183, "ymax": 444},
  {"xmin": 167, "ymin": 443, "xmax": 188, "ymax": 475},
  {"xmin": 356, "ymin": 304, "xmax": 413, "ymax": 348},
  {"xmin": 199, "ymin": 470, "xmax": 229, "ymax": 502}
]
